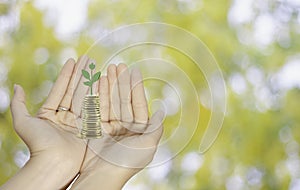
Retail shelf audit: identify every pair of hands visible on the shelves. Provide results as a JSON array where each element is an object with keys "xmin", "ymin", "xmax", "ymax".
[{"xmin": 1, "ymin": 56, "xmax": 164, "ymax": 190}]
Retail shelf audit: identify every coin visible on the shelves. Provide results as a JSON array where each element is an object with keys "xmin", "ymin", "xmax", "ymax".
[{"xmin": 78, "ymin": 95, "xmax": 102, "ymax": 139}]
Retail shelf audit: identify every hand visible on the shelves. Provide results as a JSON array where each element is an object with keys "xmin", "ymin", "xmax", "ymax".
[
  {"xmin": 70, "ymin": 64, "xmax": 165, "ymax": 190},
  {"xmin": 1, "ymin": 57, "xmax": 164, "ymax": 190},
  {"xmin": 1, "ymin": 57, "xmax": 94, "ymax": 190}
]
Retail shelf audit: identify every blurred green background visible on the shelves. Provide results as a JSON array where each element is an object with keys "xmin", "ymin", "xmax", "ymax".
[{"xmin": 1, "ymin": 0, "xmax": 300, "ymax": 189}]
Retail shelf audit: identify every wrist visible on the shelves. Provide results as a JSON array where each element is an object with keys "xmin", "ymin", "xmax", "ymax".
[
  {"xmin": 1, "ymin": 154, "xmax": 78, "ymax": 190},
  {"xmin": 71, "ymin": 162, "xmax": 139, "ymax": 190}
]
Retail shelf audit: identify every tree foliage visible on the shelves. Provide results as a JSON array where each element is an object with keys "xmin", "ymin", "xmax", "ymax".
[{"xmin": 0, "ymin": 0, "xmax": 299, "ymax": 189}]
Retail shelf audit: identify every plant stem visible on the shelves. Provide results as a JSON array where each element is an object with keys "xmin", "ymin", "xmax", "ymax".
[{"xmin": 90, "ymin": 69, "xmax": 93, "ymax": 95}]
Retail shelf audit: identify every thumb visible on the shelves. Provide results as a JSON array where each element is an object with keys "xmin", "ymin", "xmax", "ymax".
[
  {"xmin": 10, "ymin": 84, "xmax": 31, "ymax": 130},
  {"xmin": 143, "ymin": 110, "xmax": 165, "ymax": 144}
]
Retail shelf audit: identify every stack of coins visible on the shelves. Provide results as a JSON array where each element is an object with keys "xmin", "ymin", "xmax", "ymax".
[{"xmin": 78, "ymin": 95, "xmax": 102, "ymax": 139}]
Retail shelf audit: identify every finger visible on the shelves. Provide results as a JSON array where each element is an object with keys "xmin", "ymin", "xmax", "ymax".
[
  {"xmin": 108, "ymin": 64, "xmax": 121, "ymax": 120},
  {"xmin": 11, "ymin": 85, "xmax": 30, "ymax": 128},
  {"xmin": 71, "ymin": 57, "xmax": 91, "ymax": 116},
  {"xmin": 131, "ymin": 68, "xmax": 148, "ymax": 124},
  {"xmin": 57, "ymin": 111, "xmax": 77, "ymax": 129},
  {"xmin": 120, "ymin": 121, "xmax": 147, "ymax": 133},
  {"xmin": 40, "ymin": 59, "xmax": 75, "ymax": 111},
  {"xmin": 117, "ymin": 64, "xmax": 133, "ymax": 122},
  {"xmin": 143, "ymin": 110, "xmax": 165, "ymax": 144},
  {"xmin": 11, "ymin": 85, "xmax": 41, "ymax": 147},
  {"xmin": 99, "ymin": 76, "xmax": 109, "ymax": 122},
  {"xmin": 101, "ymin": 121, "xmax": 128, "ymax": 136},
  {"xmin": 60, "ymin": 55, "xmax": 88, "ymax": 109},
  {"xmin": 94, "ymin": 80, "xmax": 99, "ymax": 95}
]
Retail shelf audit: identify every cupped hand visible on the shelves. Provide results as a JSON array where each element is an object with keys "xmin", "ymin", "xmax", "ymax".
[
  {"xmin": 8, "ymin": 57, "xmax": 95, "ymax": 189},
  {"xmin": 7, "ymin": 57, "xmax": 164, "ymax": 190},
  {"xmin": 71, "ymin": 64, "xmax": 165, "ymax": 189}
]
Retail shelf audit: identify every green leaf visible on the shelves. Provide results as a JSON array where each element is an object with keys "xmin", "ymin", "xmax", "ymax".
[
  {"xmin": 92, "ymin": 71, "xmax": 101, "ymax": 82},
  {"xmin": 82, "ymin": 70, "xmax": 90, "ymax": 80},
  {"xmin": 89, "ymin": 63, "xmax": 95, "ymax": 70},
  {"xmin": 83, "ymin": 81, "xmax": 92, "ymax": 86}
]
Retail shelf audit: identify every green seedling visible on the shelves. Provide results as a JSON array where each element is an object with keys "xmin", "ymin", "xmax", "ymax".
[{"xmin": 82, "ymin": 63, "xmax": 101, "ymax": 95}]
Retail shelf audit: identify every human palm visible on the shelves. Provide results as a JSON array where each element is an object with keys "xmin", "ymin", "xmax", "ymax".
[
  {"xmin": 70, "ymin": 63, "xmax": 164, "ymax": 189},
  {"xmin": 10, "ymin": 58, "xmax": 94, "ymax": 189},
  {"xmin": 11, "ymin": 56, "xmax": 164, "ymax": 189}
]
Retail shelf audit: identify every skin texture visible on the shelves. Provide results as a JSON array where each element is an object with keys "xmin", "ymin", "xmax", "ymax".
[
  {"xmin": 0, "ymin": 56, "xmax": 164, "ymax": 190},
  {"xmin": 1, "ymin": 58, "xmax": 86, "ymax": 190},
  {"xmin": 71, "ymin": 64, "xmax": 165, "ymax": 190}
]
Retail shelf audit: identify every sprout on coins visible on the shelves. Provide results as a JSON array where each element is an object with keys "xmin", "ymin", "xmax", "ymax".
[{"xmin": 82, "ymin": 63, "xmax": 101, "ymax": 95}]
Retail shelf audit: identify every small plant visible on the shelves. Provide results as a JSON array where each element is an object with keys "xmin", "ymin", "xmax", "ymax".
[{"xmin": 82, "ymin": 63, "xmax": 101, "ymax": 95}]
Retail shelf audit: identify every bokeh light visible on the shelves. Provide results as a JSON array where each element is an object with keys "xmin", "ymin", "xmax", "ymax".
[{"xmin": 0, "ymin": 0, "xmax": 300, "ymax": 189}]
